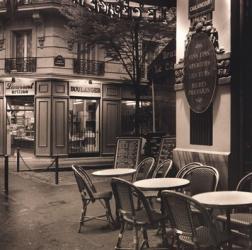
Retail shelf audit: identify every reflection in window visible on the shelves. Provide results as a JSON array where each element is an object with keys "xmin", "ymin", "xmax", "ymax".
[
  {"xmin": 6, "ymin": 97, "xmax": 35, "ymax": 155},
  {"xmin": 121, "ymin": 100, "xmax": 152, "ymax": 136},
  {"xmin": 69, "ymin": 99, "xmax": 100, "ymax": 154}
]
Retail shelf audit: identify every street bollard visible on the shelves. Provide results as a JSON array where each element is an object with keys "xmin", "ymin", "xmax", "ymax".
[
  {"xmin": 55, "ymin": 156, "xmax": 59, "ymax": 185},
  {"xmin": 4, "ymin": 155, "xmax": 9, "ymax": 195},
  {"xmin": 17, "ymin": 147, "xmax": 20, "ymax": 172}
]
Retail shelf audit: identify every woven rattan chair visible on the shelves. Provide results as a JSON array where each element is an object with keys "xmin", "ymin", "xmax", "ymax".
[
  {"xmin": 217, "ymin": 172, "xmax": 252, "ymax": 249},
  {"xmin": 161, "ymin": 191, "xmax": 229, "ymax": 249},
  {"xmin": 181, "ymin": 165, "xmax": 219, "ymax": 196},
  {"xmin": 152, "ymin": 159, "xmax": 173, "ymax": 178},
  {"xmin": 143, "ymin": 159, "xmax": 174, "ymax": 203},
  {"xmin": 176, "ymin": 162, "xmax": 204, "ymax": 178},
  {"xmin": 111, "ymin": 177, "xmax": 169, "ymax": 250},
  {"xmin": 132, "ymin": 157, "xmax": 155, "ymax": 182},
  {"xmin": 72, "ymin": 165, "xmax": 114, "ymax": 232}
]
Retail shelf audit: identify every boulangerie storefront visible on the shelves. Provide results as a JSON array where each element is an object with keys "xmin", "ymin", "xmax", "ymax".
[{"xmin": 0, "ymin": 79, "xmax": 102, "ymax": 158}]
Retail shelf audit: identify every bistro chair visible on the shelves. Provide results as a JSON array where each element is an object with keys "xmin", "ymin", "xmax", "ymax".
[
  {"xmin": 72, "ymin": 165, "xmax": 114, "ymax": 232},
  {"xmin": 180, "ymin": 165, "xmax": 219, "ymax": 196},
  {"xmin": 132, "ymin": 157, "xmax": 155, "ymax": 182},
  {"xmin": 175, "ymin": 162, "xmax": 204, "ymax": 178},
  {"xmin": 111, "ymin": 177, "xmax": 169, "ymax": 250},
  {"xmin": 143, "ymin": 159, "xmax": 174, "ymax": 204},
  {"xmin": 161, "ymin": 191, "xmax": 229, "ymax": 250},
  {"xmin": 152, "ymin": 159, "xmax": 173, "ymax": 178},
  {"xmin": 217, "ymin": 172, "xmax": 252, "ymax": 249}
]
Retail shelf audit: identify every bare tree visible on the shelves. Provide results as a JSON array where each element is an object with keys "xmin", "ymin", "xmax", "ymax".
[{"xmin": 61, "ymin": 0, "xmax": 175, "ymax": 135}]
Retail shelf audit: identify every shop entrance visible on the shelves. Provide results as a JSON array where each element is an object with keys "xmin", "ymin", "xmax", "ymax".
[
  {"xmin": 6, "ymin": 97, "xmax": 35, "ymax": 157},
  {"xmin": 69, "ymin": 98, "xmax": 100, "ymax": 155}
]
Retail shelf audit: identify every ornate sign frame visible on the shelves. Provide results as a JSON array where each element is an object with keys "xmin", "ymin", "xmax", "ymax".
[{"xmin": 184, "ymin": 31, "xmax": 217, "ymax": 113}]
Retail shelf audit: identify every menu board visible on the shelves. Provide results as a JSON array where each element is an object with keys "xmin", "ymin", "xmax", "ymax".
[
  {"xmin": 156, "ymin": 137, "xmax": 176, "ymax": 167},
  {"xmin": 114, "ymin": 137, "xmax": 142, "ymax": 169}
]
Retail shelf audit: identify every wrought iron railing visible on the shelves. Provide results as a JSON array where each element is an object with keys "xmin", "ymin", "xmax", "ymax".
[
  {"xmin": 0, "ymin": 0, "xmax": 62, "ymax": 7},
  {"xmin": 73, "ymin": 59, "xmax": 105, "ymax": 76},
  {"xmin": 69, "ymin": 130, "xmax": 99, "ymax": 154},
  {"xmin": 5, "ymin": 57, "xmax": 37, "ymax": 73}
]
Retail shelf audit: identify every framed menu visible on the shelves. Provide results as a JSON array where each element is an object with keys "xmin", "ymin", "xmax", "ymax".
[
  {"xmin": 114, "ymin": 137, "xmax": 142, "ymax": 169},
  {"xmin": 156, "ymin": 136, "xmax": 176, "ymax": 167}
]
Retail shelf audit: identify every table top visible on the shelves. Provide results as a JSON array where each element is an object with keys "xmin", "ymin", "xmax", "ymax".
[
  {"xmin": 92, "ymin": 168, "xmax": 136, "ymax": 177},
  {"xmin": 193, "ymin": 191, "xmax": 252, "ymax": 209},
  {"xmin": 133, "ymin": 178, "xmax": 190, "ymax": 191}
]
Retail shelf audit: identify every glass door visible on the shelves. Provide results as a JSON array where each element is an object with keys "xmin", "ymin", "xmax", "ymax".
[
  {"xmin": 69, "ymin": 98, "xmax": 100, "ymax": 155},
  {"xmin": 6, "ymin": 97, "xmax": 35, "ymax": 156}
]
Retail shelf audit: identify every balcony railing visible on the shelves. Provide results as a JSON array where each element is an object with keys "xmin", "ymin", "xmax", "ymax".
[
  {"xmin": 5, "ymin": 57, "xmax": 37, "ymax": 73},
  {"xmin": 73, "ymin": 59, "xmax": 105, "ymax": 76},
  {"xmin": 0, "ymin": 0, "xmax": 61, "ymax": 8}
]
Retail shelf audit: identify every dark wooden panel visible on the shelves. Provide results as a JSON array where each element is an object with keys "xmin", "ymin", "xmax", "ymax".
[
  {"xmin": 36, "ymin": 81, "xmax": 51, "ymax": 96},
  {"xmin": 102, "ymin": 100, "xmax": 121, "ymax": 154},
  {"xmin": 52, "ymin": 98, "xmax": 68, "ymax": 156},
  {"xmin": 190, "ymin": 105, "xmax": 213, "ymax": 145},
  {"xmin": 35, "ymin": 98, "xmax": 51, "ymax": 156},
  {"xmin": 102, "ymin": 84, "xmax": 121, "ymax": 100},
  {"xmin": 52, "ymin": 81, "xmax": 68, "ymax": 97}
]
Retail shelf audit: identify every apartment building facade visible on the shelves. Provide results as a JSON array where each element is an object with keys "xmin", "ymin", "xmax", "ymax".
[{"xmin": 0, "ymin": 0, "xmax": 158, "ymax": 158}]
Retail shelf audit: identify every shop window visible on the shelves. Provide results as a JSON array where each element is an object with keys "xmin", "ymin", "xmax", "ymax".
[
  {"xmin": 7, "ymin": 97, "xmax": 35, "ymax": 155},
  {"xmin": 190, "ymin": 105, "xmax": 213, "ymax": 145},
  {"xmin": 69, "ymin": 99, "xmax": 100, "ymax": 154},
  {"xmin": 121, "ymin": 100, "xmax": 152, "ymax": 136}
]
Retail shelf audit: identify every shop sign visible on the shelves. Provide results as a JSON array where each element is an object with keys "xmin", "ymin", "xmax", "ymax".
[
  {"xmin": 54, "ymin": 55, "xmax": 65, "ymax": 67},
  {"xmin": 189, "ymin": 0, "xmax": 215, "ymax": 18},
  {"xmin": 184, "ymin": 32, "xmax": 217, "ymax": 113},
  {"xmin": 5, "ymin": 80, "xmax": 35, "ymax": 96},
  {"xmin": 69, "ymin": 81, "xmax": 101, "ymax": 97},
  {"xmin": 147, "ymin": 39, "xmax": 176, "ymax": 83}
]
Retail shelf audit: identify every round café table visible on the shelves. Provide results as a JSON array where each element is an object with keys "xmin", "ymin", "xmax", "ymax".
[
  {"xmin": 92, "ymin": 168, "xmax": 136, "ymax": 228},
  {"xmin": 92, "ymin": 168, "xmax": 136, "ymax": 177},
  {"xmin": 193, "ymin": 191, "xmax": 252, "ymax": 249},
  {"xmin": 133, "ymin": 177, "xmax": 190, "ymax": 191}
]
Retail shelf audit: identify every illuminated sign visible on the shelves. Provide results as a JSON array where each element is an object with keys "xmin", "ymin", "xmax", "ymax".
[
  {"xmin": 72, "ymin": 0, "xmax": 174, "ymax": 23},
  {"xmin": 189, "ymin": 0, "xmax": 215, "ymax": 18},
  {"xmin": 5, "ymin": 80, "xmax": 35, "ymax": 96},
  {"xmin": 69, "ymin": 81, "xmax": 101, "ymax": 97}
]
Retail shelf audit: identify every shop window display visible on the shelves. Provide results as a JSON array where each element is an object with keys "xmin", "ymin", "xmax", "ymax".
[
  {"xmin": 69, "ymin": 99, "xmax": 100, "ymax": 155},
  {"xmin": 7, "ymin": 97, "xmax": 35, "ymax": 156}
]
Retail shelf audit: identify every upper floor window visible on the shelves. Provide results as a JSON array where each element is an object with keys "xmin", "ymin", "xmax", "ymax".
[
  {"xmin": 77, "ymin": 42, "xmax": 97, "ymax": 61},
  {"xmin": 13, "ymin": 30, "xmax": 32, "ymax": 58}
]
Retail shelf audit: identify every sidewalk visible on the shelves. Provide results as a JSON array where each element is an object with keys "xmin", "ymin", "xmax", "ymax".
[{"xmin": 0, "ymin": 157, "xmax": 164, "ymax": 250}]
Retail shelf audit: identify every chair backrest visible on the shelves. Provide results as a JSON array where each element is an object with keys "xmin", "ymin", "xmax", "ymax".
[
  {"xmin": 176, "ymin": 162, "xmax": 203, "ymax": 178},
  {"xmin": 161, "ymin": 191, "xmax": 221, "ymax": 248},
  {"xmin": 236, "ymin": 172, "xmax": 252, "ymax": 191},
  {"xmin": 111, "ymin": 177, "xmax": 155, "ymax": 224},
  {"xmin": 72, "ymin": 165, "xmax": 96, "ymax": 202},
  {"xmin": 152, "ymin": 159, "xmax": 173, "ymax": 178},
  {"xmin": 181, "ymin": 165, "xmax": 219, "ymax": 196},
  {"xmin": 132, "ymin": 157, "xmax": 155, "ymax": 182}
]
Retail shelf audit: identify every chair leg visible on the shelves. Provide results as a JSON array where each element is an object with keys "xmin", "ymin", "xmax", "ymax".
[
  {"xmin": 140, "ymin": 227, "xmax": 149, "ymax": 249},
  {"xmin": 160, "ymin": 220, "xmax": 169, "ymax": 248},
  {"xmin": 104, "ymin": 198, "xmax": 115, "ymax": 226},
  {"xmin": 133, "ymin": 224, "xmax": 140, "ymax": 250},
  {"xmin": 115, "ymin": 220, "xmax": 125, "ymax": 249},
  {"xmin": 79, "ymin": 200, "xmax": 88, "ymax": 233}
]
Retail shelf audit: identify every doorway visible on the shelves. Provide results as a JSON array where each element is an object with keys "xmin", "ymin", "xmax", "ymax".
[
  {"xmin": 6, "ymin": 97, "xmax": 35, "ymax": 157},
  {"xmin": 69, "ymin": 98, "xmax": 100, "ymax": 155}
]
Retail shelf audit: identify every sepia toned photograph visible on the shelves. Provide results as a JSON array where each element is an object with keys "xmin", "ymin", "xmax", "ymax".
[{"xmin": 0, "ymin": 0, "xmax": 251, "ymax": 249}]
